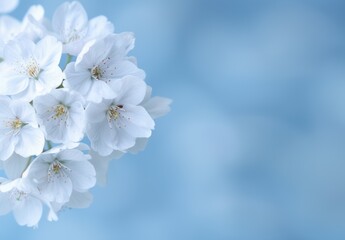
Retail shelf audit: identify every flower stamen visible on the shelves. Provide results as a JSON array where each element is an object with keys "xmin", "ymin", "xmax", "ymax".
[{"xmin": 91, "ymin": 66, "xmax": 103, "ymax": 80}]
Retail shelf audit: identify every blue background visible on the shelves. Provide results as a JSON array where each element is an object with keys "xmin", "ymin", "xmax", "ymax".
[{"xmin": 2, "ymin": 0, "xmax": 345, "ymax": 239}]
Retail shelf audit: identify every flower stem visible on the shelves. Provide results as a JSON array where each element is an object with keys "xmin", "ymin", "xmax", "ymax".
[
  {"xmin": 63, "ymin": 54, "xmax": 72, "ymax": 70},
  {"xmin": 47, "ymin": 140, "xmax": 53, "ymax": 150}
]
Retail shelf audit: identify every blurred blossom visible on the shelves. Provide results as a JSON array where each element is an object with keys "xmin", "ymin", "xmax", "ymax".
[{"xmin": 0, "ymin": 0, "xmax": 19, "ymax": 13}]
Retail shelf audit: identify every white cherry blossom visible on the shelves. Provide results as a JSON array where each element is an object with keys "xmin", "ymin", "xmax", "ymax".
[
  {"xmin": 32, "ymin": 1, "xmax": 114, "ymax": 56},
  {"xmin": 0, "ymin": 5, "xmax": 45, "ymax": 59},
  {"xmin": 86, "ymin": 76, "xmax": 155, "ymax": 155},
  {"xmin": 0, "ymin": 36, "xmax": 63, "ymax": 101},
  {"xmin": 0, "ymin": 178, "xmax": 44, "ymax": 227},
  {"xmin": 64, "ymin": 33, "xmax": 145, "ymax": 103},
  {"xmin": 33, "ymin": 89, "xmax": 86, "ymax": 144},
  {"xmin": 25, "ymin": 147, "xmax": 96, "ymax": 204},
  {"xmin": 0, "ymin": 97, "xmax": 45, "ymax": 160}
]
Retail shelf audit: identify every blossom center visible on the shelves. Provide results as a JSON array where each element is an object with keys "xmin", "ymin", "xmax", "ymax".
[
  {"xmin": 10, "ymin": 118, "xmax": 23, "ymax": 130},
  {"xmin": 48, "ymin": 160, "xmax": 71, "ymax": 182},
  {"xmin": 91, "ymin": 66, "xmax": 103, "ymax": 80},
  {"xmin": 10, "ymin": 189, "xmax": 27, "ymax": 202},
  {"xmin": 54, "ymin": 104, "xmax": 68, "ymax": 118},
  {"xmin": 107, "ymin": 105, "xmax": 124, "ymax": 121},
  {"xmin": 26, "ymin": 59, "xmax": 40, "ymax": 79}
]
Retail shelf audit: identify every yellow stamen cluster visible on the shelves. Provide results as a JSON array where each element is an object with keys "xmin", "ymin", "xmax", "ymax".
[
  {"xmin": 26, "ymin": 60, "xmax": 40, "ymax": 79},
  {"xmin": 54, "ymin": 104, "xmax": 67, "ymax": 119},
  {"xmin": 91, "ymin": 66, "xmax": 102, "ymax": 79},
  {"xmin": 11, "ymin": 118, "xmax": 23, "ymax": 129}
]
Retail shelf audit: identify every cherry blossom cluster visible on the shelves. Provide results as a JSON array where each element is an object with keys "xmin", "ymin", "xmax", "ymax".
[{"xmin": 0, "ymin": 1, "xmax": 171, "ymax": 227}]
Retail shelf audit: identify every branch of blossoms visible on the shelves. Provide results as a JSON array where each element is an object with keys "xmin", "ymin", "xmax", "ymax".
[{"xmin": 0, "ymin": 0, "xmax": 171, "ymax": 227}]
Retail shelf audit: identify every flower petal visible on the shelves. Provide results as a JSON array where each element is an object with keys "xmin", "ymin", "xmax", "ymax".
[{"xmin": 15, "ymin": 126, "xmax": 44, "ymax": 157}]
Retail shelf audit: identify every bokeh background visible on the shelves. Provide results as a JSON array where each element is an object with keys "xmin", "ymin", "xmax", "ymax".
[{"xmin": 1, "ymin": 0, "xmax": 345, "ymax": 239}]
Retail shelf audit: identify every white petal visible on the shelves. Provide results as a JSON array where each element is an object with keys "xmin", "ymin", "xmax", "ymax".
[
  {"xmin": 64, "ymin": 62, "xmax": 92, "ymax": 95},
  {"xmin": 57, "ymin": 149, "xmax": 90, "ymax": 162},
  {"xmin": 4, "ymin": 37, "xmax": 35, "ymax": 62},
  {"xmin": 108, "ymin": 32, "xmax": 135, "ymax": 59},
  {"xmin": 38, "ymin": 66, "xmax": 63, "ymax": 89},
  {"xmin": 142, "ymin": 96, "xmax": 172, "ymax": 119},
  {"xmin": 113, "ymin": 60, "xmax": 146, "ymax": 80},
  {"xmin": 15, "ymin": 126, "xmax": 44, "ymax": 157},
  {"xmin": 121, "ymin": 105, "xmax": 155, "ymax": 130},
  {"xmin": 86, "ymin": 80, "xmax": 116, "ymax": 103},
  {"xmin": 34, "ymin": 36, "xmax": 62, "ymax": 67},
  {"xmin": 0, "ymin": 192, "xmax": 12, "ymax": 215},
  {"xmin": 10, "ymin": 101, "xmax": 37, "ymax": 125},
  {"xmin": 87, "ymin": 121, "xmax": 114, "ymax": 156},
  {"xmin": 24, "ymin": 158, "xmax": 49, "ymax": 184},
  {"xmin": 128, "ymin": 138, "xmax": 149, "ymax": 154},
  {"xmin": 86, "ymin": 16, "xmax": 114, "ymax": 42},
  {"xmin": 52, "ymin": 1, "xmax": 88, "ymax": 55},
  {"xmin": 42, "ymin": 177, "xmax": 73, "ymax": 203},
  {"xmin": 90, "ymin": 150, "xmax": 123, "ymax": 186},
  {"xmin": 86, "ymin": 101, "xmax": 108, "ymax": 123},
  {"xmin": 65, "ymin": 191, "xmax": 93, "ymax": 209},
  {"xmin": 75, "ymin": 38, "xmax": 111, "ymax": 69},
  {"xmin": 2, "ymin": 154, "xmax": 28, "ymax": 179},
  {"xmin": 0, "ymin": 0, "xmax": 19, "ymax": 13},
  {"xmin": 0, "ymin": 97, "xmax": 13, "ymax": 118},
  {"xmin": 52, "ymin": 2, "xmax": 87, "ymax": 39},
  {"xmin": 13, "ymin": 196, "xmax": 42, "ymax": 227},
  {"xmin": 112, "ymin": 76, "xmax": 147, "ymax": 105},
  {"xmin": 112, "ymin": 128, "xmax": 136, "ymax": 151},
  {"xmin": 64, "ymin": 161, "xmax": 96, "ymax": 191},
  {"xmin": 0, "ymin": 70, "xmax": 29, "ymax": 95},
  {"xmin": 33, "ymin": 92, "xmax": 59, "ymax": 110},
  {"xmin": 0, "ymin": 135, "xmax": 15, "ymax": 161}
]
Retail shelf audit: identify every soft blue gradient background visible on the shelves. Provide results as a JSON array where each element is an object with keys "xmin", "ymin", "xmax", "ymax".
[{"xmin": 2, "ymin": 0, "xmax": 345, "ymax": 239}]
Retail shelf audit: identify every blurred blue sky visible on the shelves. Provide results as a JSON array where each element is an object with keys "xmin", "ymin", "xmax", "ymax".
[{"xmin": 2, "ymin": 0, "xmax": 345, "ymax": 239}]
